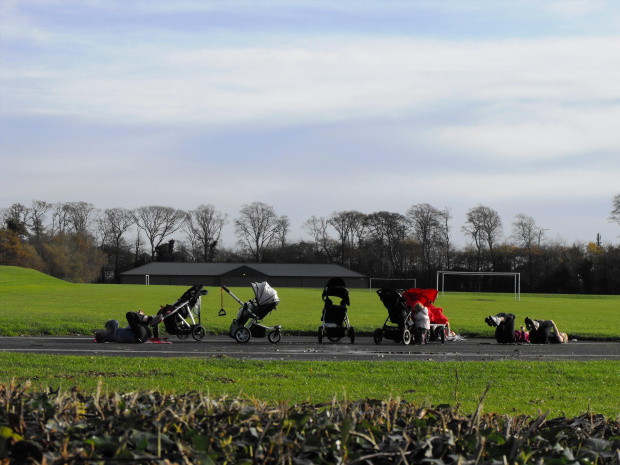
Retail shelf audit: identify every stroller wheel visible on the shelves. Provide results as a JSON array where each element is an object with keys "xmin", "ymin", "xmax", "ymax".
[
  {"xmin": 192, "ymin": 325, "xmax": 206, "ymax": 341},
  {"xmin": 440, "ymin": 326, "xmax": 446, "ymax": 344},
  {"xmin": 373, "ymin": 328, "xmax": 383, "ymax": 345},
  {"xmin": 234, "ymin": 327, "xmax": 251, "ymax": 343},
  {"xmin": 177, "ymin": 328, "xmax": 191, "ymax": 340},
  {"xmin": 402, "ymin": 328, "xmax": 412, "ymax": 345},
  {"xmin": 268, "ymin": 330, "xmax": 281, "ymax": 344},
  {"xmin": 318, "ymin": 327, "xmax": 324, "ymax": 343},
  {"xmin": 349, "ymin": 326, "xmax": 355, "ymax": 344}
]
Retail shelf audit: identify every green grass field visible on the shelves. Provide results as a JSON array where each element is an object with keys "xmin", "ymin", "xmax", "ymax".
[
  {"xmin": 1, "ymin": 266, "xmax": 619, "ymax": 417},
  {"xmin": 2, "ymin": 353, "xmax": 619, "ymax": 417},
  {"xmin": 1, "ymin": 266, "xmax": 619, "ymax": 339}
]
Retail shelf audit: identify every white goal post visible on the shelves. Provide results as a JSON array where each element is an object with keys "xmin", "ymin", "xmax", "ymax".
[
  {"xmin": 436, "ymin": 271, "xmax": 520, "ymax": 301},
  {"xmin": 369, "ymin": 277, "xmax": 416, "ymax": 291}
]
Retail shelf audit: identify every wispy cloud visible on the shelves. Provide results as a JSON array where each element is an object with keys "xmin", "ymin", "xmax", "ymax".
[{"xmin": 1, "ymin": 1, "xmax": 619, "ymax": 245}]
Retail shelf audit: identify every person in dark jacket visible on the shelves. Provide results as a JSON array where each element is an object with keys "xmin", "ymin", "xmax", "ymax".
[
  {"xmin": 95, "ymin": 310, "xmax": 161, "ymax": 343},
  {"xmin": 525, "ymin": 317, "xmax": 568, "ymax": 344},
  {"xmin": 485, "ymin": 313, "xmax": 529, "ymax": 343}
]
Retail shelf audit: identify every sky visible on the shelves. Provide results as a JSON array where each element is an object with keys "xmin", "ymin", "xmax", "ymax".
[{"xmin": 1, "ymin": 0, "xmax": 619, "ymax": 249}]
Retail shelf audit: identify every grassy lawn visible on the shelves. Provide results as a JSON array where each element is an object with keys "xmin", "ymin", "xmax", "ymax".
[
  {"xmin": 3, "ymin": 353, "xmax": 619, "ymax": 417},
  {"xmin": 1, "ymin": 266, "xmax": 619, "ymax": 339},
  {"xmin": 1, "ymin": 266, "xmax": 619, "ymax": 418}
]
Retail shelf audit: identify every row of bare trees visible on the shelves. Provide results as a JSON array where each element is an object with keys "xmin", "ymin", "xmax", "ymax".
[{"xmin": 2, "ymin": 196, "xmax": 620, "ymax": 293}]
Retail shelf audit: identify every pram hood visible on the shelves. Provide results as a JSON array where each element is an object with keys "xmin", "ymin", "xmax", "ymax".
[
  {"xmin": 174, "ymin": 285, "xmax": 207, "ymax": 309},
  {"xmin": 322, "ymin": 277, "xmax": 350, "ymax": 306},
  {"xmin": 252, "ymin": 282, "xmax": 279, "ymax": 307},
  {"xmin": 401, "ymin": 288, "xmax": 438, "ymax": 307},
  {"xmin": 377, "ymin": 288, "xmax": 410, "ymax": 326}
]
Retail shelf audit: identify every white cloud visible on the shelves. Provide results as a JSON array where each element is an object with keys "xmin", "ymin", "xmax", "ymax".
[
  {"xmin": 546, "ymin": 0, "xmax": 607, "ymax": 18},
  {"xmin": 433, "ymin": 103, "xmax": 620, "ymax": 162},
  {"xmin": 2, "ymin": 1, "xmax": 620, "ymax": 248},
  {"xmin": 5, "ymin": 35, "xmax": 620, "ymax": 131}
]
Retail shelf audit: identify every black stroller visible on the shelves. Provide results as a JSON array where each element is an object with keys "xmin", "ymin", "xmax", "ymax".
[
  {"xmin": 155, "ymin": 285, "xmax": 208, "ymax": 341},
  {"xmin": 222, "ymin": 282, "xmax": 282, "ymax": 344},
  {"xmin": 318, "ymin": 278, "xmax": 355, "ymax": 343},
  {"xmin": 374, "ymin": 288, "xmax": 414, "ymax": 345}
]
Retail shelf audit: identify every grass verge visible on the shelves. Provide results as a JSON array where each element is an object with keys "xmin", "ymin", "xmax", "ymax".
[{"xmin": 2, "ymin": 353, "xmax": 619, "ymax": 417}]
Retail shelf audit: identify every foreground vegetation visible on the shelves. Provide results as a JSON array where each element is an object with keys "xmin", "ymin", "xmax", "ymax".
[
  {"xmin": 2, "ymin": 380, "xmax": 619, "ymax": 464},
  {"xmin": 1, "ymin": 266, "xmax": 619, "ymax": 339}
]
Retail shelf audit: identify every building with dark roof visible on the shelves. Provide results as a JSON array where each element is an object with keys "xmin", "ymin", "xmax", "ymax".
[{"xmin": 120, "ymin": 262, "xmax": 368, "ymax": 288}]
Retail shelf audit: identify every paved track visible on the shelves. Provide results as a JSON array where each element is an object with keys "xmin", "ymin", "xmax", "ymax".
[{"xmin": 1, "ymin": 335, "xmax": 619, "ymax": 362}]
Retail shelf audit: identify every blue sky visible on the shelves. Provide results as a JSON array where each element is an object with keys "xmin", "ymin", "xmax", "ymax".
[{"xmin": 1, "ymin": 0, "xmax": 619, "ymax": 248}]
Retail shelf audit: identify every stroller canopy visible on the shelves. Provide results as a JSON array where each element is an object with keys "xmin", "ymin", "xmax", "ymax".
[
  {"xmin": 252, "ymin": 282, "xmax": 279, "ymax": 306},
  {"xmin": 402, "ymin": 288, "xmax": 449, "ymax": 325},
  {"xmin": 402, "ymin": 288, "xmax": 438, "ymax": 307},
  {"xmin": 322, "ymin": 277, "xmax": 350, "ymax": 306},
  {"xmin": 377, "ymin": 288, "xmax": 410, "ymax": 326}
]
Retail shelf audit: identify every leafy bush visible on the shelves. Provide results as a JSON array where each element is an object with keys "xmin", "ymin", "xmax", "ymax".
[{"xmin": 2, "ymin": 380, "xmax": 619, "ymax": 464}]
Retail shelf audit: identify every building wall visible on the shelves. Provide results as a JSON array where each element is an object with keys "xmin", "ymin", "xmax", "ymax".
[{"xmin": 121, "ymin": 274, "xmax": 369, "ymax": 288}]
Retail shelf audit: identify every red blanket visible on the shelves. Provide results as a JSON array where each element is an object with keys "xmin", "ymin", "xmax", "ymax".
[{"xmin": 401, "ymin": 288, "xmax": 449, "ymax": 325}]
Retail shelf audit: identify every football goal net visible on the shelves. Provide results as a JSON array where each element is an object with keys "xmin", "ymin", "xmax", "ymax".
[
  {"xmin": 436, "ymin": 271, "xmax": 520, "ymax": 301},
  {"xmin": 369, "ymin": 277, "xmax": 416, "ymax": 291}
]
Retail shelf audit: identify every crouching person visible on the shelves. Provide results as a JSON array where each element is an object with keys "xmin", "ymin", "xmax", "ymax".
[
  {"xmin": 95, "ymin": 310, "xmax": 161, "ymax": 343},
  {"xmin": 413, "ymin": 303, "xmax": 430, "ymax": 344}
]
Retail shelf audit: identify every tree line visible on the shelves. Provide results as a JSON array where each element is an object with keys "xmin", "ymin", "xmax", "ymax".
[{"xmin": 1, "ymin": 196, "xmax": 620, "ymax": 294}]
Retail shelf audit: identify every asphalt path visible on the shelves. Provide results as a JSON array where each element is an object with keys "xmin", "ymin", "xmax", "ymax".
[{"xmin": 1, "ymin": 335, "xmax": 619, "ymax": 362}]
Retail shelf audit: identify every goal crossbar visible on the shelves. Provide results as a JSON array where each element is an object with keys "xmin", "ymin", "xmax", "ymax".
[{"xmin": 436, "ymin": 271, "xmax": 520, "ymax": 301}]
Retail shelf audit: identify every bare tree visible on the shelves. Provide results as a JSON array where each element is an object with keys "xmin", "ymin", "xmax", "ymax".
[
  {"xmin": 511, "ymin": 213, "xmax": 545, "ymax": 289},
  {"xmin": 366, "ymin": 211, "xmax": 410, "ymax": 276},
  {"xmin": 134, "ymin": 206, "xmax": 187, "ymax": 260},
  {"xmin": 29, "ymin": 200, "xmax": 51, "ymax": 238},
  {"xmin": 462, "ymin": 204, "xmax": 503, "ymax": 270},
  {"xmin": 102, "ymin": 208, "xmax": 135, "ymax": 280},
  {"xmin": 438, "ymin": 207, "xmax": 453, "ymax": 269},
  {"xmin": 64, "ymin": 201, "xmax": 97, "ymax": 235},
  {"xmin": 609, "ymin": 194, "xmax": 620, "ymax": 229},
  {"xmin": 234, "ymin": 202, "xmax": 286, "ymax": 262},
  {"xmin": 302, "ymin": 215, "xmax": 335, "ymax": 261},
  {"xmin": 511, "ymin": 214, "xmax": 543, "ymax": 251},
  {"xmin": 407, "ymin": 203, "xmax": 444, "ymax": 275},
  {"xmin": 276, "ymin": 215, "xmax": 290, "ymax": 249},
  {"xmin": 184, "ymin": 204, "xmax": 228, "ymax": 262},
  {"xmin": 328, "ymin": 210, "xmax": 367, "ymax": 266},
  {"xmin": 50, "ymin": 203, "xmax": 71, "ymax": 235}
]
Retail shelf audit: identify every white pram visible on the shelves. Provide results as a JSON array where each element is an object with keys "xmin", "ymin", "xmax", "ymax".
[{"xmin": 221, "ymin": 282, "xmax": 282, "ymax": 344}]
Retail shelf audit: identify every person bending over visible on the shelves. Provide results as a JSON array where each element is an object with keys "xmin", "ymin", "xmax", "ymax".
[
  {"xmin": 413, "ymin": 303, "xmax": 430, "ymax": 344},
  {"xmin": 95, "ymin": 310, "xmax": 161, "ymax": 343},
  {"xmin": 485, "ymin": 313, "xmax": 529, "ymax": 343},
  {"xmin": 525, "ymin": 317, "xmax": 568, "ymax": 344}
]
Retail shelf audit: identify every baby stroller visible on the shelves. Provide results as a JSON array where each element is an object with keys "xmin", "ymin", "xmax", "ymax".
[
  {"xmin": 318, "ymin": 277, "xmax": 355, "ymax": 343},
  {"xmin": 401, "ymin": 288, "xmax": 448, "ymax": 344},
  {"xmin": 374, "ymin": 288, "xmax": 413, "ymax": 345},
  {"xmin": 222, "ymin": 282, "xmax": 282, "ymax": 344},
  {"xmin": 155, "ymin": 285, "xmax": 208, "ymax": 341}
]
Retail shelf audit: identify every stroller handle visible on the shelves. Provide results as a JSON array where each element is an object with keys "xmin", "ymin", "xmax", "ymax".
[{"xmin": 221, "ymin": 285, "xmax": 245, "ymax": 305}]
